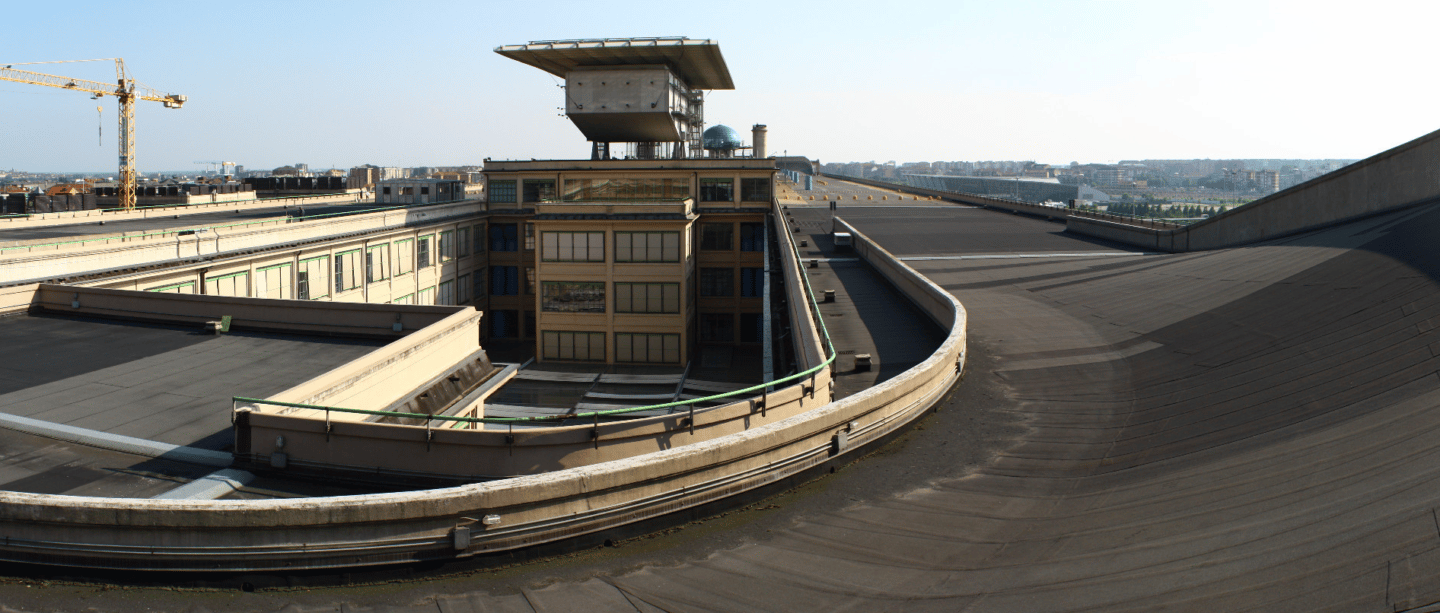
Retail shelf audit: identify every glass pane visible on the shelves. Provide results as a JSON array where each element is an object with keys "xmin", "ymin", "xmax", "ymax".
[
  {"xmin": 616, "ymin": 334, "xmax": 632, "ymax": 362},
  {"xmin": 589, "ymin": 233, "xmax": 604, "ymax": 261},
  {"xmin": 617, "ymin": 284, "xmax": 632, "ymax": 312}
]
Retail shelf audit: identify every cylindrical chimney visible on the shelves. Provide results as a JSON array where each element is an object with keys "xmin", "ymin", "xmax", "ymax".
[{"xmin": 752, "ymin": 124, "xmax": 768, "ymax": 158}]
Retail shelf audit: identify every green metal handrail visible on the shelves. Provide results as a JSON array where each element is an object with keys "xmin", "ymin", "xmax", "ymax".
[{"xmin": 234, "ymin": 215, "xmax": 835, "ymax": 425}]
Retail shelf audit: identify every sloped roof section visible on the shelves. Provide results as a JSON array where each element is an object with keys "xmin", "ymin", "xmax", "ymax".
[{"xmin": 495, "ymin": 37, "xmax": 735, "ymax": 90}]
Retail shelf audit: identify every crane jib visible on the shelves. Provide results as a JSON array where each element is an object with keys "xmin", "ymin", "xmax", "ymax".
[{"xmin": 0, "ymin": 58, "xmax": 185, "ymax": 210}]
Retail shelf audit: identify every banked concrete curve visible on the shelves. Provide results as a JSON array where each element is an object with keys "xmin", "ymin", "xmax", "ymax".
[{"xmin": 0, "ymin": 214, "xmax": 967, "ymax": 572}]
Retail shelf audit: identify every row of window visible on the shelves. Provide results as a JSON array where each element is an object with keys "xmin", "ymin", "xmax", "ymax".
[
  {"xmin": 540, "ymin": 231, "xmax": 684, "ymax": 263},
  {"xmin": 485, "ymin": 266, "xmax": 760, "ymax": 300},
  {"xmin": 541, "ymin": 331, "xmax": 683, "ymax": 364},
  {"xmin": 484, "ymin": 222, "xmax": 765, "ymax": 257},
  {"xmin": 540, "ymin": 281, "xmax": 683, "ymax": 314},
  {"xmin": 488, "ymin": 178, "xmax": 771, "ymax": 204}
]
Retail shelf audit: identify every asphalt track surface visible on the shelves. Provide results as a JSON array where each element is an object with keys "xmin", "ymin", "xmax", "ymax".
[{"xmin": 10, "ymin": 202, "xmax": 1440, "ymax": 611}]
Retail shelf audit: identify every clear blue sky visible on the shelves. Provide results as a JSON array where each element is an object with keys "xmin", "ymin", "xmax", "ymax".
[{"xmin": 2, "ymin": 0, "xmax": 1435, "ymax": 173}]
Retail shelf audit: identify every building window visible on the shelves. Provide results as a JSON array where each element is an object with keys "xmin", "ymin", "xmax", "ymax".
[
  {"xmin": 701, "ymin": 313, "xmax": 734, "ymax": 342},
  {"xmin": 392, "ymin": 293, "xmax": 414, "ymax": 305},
  {"xmin": 147, "ymin": 281, "xmax": 194, "ymax": 294},
  {"xmin": 457, "ymin": 273, "xmax": 471, "ymax": 303},
  {"xmin": 615, "ymin": 333, "xmax": 681, "ymax": 364},
  {"xmin": 700, "ymin": 268, "xmax": 734, "ymax": 297},
  {"xmin": 472, "ymin": 271, "xmax": 485, "ymax": 299},
  {"xmin": 334, "ymin": 249, "xmax": 363, "ymax": 293},
  {"xmin": 366, "ymin": 244, "xmax": 389, "ymax": 283},
  {"xmin": 255, "ymin": 263, "xmax": 291, "ymax": 300},
  {"xmin": 740, "ymin": 267, "xmax": 763, "ymax": 297},
  {"xmin": 523, "ymin": 179, "xmax": 556, "ymax": 202},
  {"xmin": 457, "ymin": 227, "xmax": 470, "ymax": 257},
  {"xmin": 541, "ymin": 231, "xmax": 605, "ymax": 262},
  {"xmin": 417, "ymin": 235, "xmax": 433, "ymax": 268},
  {"xmin": 438, "ymin": 280, "xmax": 454, "ymax": 305},
  {"xmin": 491, "ymin": 310, "xmax": 519, "ymax": 338},
  {"xmin": 418, "ymin": 286, "xmax": 435, "ymax": 305},
  {"xmin": 700, "ymin": 223, "xmax": 733, "ymax": 251},
  {"xmin": 524, "ymin": 267, "xmax": 536, "ymax": 295},
  {"xmin": 206, "ymin": 271, "xmax": 249, "ymax": 297},
  {"xmin": 382, "ymin": 187, "xmax": 391, "ymax": 195},
  {"xmin": 439, "ymin": 230, "xmax": 455, "ymax": 262},
  {"xmin": 561, "ymin": 178, "xmax": 688, "ymax": 201},
  {"xmin": 740, "ymin": 312, "xmax": 762, "ymax": 343},
  {"xmin": 421, "ymin": 187, "xmax": 430, "ymax": 195},
  {"xmin": 542, "ymin": 331, "xmax": 606, "ymax": 361},
  {"xmin": 524, "ymin": 222, "xmax": 536, "ymax": 251},
  {"xmin": 615, "ymin": 231, "xmax": 680, "ymax": 262},
  {"xmin": 298, "ymin": 255, "xmax": 329, "ymax": 300},
  {"xmin": 741, "ymin": 178, "xmax": 772, "ymax": 201},
  {"xmin": 394, "ymin": 238, "xmax": 414, "ymax": 276},
  {"xmin": 740, "ymin": 223, "xmax": 765, "ymax": 252},
  {"xmin": 491, "ymin": 266, "xmax": 519, "ymax": 296},
  {"xmin": 699, "ymin": 178, "xmax": 734, "ymax": 202},
  {"xmin": 490, "ymin": 223, "xmax": 518, "ymax": 251},
  {"xmin": 541, "ymin": 281, "xmax": 605, "ymax": 313},
  {"xmin": 489, "ymin": 180, "xmax": 517, "ymax": 204},
  {"xmin": 402, "ymin": 187, "xmax": 415, "ymax": 196},
  {"xmin": 471, "ymin": 224, "xmax": 485, "ymax": 254},
  {"xmin": 615, "ymin": 283, "xmax": 680, "ymax": 314}
]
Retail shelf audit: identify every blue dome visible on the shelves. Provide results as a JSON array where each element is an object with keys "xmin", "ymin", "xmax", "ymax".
[{"xmin": 703, "ymin": 125, "xmax": 744, "ymax": 150}]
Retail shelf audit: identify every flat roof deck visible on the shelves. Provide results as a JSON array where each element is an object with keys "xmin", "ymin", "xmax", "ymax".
[
  {"xmin": 0, "ymin": 313, "xmax": 383, "ymax": 450},
  {"xmin": 0, "ymin": 202, "xmax": 390, "ymax": 243}
]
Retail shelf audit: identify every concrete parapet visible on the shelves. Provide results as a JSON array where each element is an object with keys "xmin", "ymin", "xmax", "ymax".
[
  {"xmin": 29, "ymin": 284, "xmax": 461, "ymax": 338},
  {"xmin": 1064, "ymin": 127, "xmax": 1440, "ymax": 252}
]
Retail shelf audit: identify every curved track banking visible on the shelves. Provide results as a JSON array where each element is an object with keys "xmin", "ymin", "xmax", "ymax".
[{"xmin": 9, "ymin": 201, "xmax": 1440, "ymax": 611}]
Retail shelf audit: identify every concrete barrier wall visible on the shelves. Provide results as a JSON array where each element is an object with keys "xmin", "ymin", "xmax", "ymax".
[
  {"xmin": 30, "ymin": 284, "xmax": 462, "ymax": 338},
  {"xmin": 0, "ymin": 217, "xmax": 965, "ymax": 572},
  {"xmin": 257, "ymin": 307, "xmax": 483, "ymax": 415},
  {"xmin": 1183, "ymin": 127, "xmax": 1440, "ymax": 250},
  {"xmin": 1063, "ymin": 127, "xmax": 1440, "ymax": 251},
  {"xmin": 0, "ymin": 201, "xmax": 482, "ymax": 285},
  {"xmin": 774, "ymin": 211, "xmax": 829, "ymax": 369},
  {"xmin": 0, "ymin": 284, "xmax": 39, "ymax": 315}
]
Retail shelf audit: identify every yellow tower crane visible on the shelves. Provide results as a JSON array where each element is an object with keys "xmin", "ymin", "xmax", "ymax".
[{"xmin": 0, "ymin": 58, "xmax": 186, "ymax": 210}]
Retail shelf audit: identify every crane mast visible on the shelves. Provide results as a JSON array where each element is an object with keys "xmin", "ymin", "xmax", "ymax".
[{"xmin": 0, "ymin": 58, "xmax": 186, "ymax": 210}]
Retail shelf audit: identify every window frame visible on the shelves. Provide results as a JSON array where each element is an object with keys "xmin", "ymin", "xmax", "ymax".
[
  {"xmin": 614, "ymin": 231, "xmax": 681, "ymax": 263},
  {"xmin": 540, "ymin": 231, "xmax": 606, "ymax": 263},
  {"xmin": 614, "ymin": 282, "xmax": 681, "ymax": 314},
  {"xmin": 541, "ymin": 281, "xmax": 606, "ymax": 314}
]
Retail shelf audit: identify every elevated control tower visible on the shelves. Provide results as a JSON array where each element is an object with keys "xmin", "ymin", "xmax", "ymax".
[{"xmin": 495, "ymin": 37, "xmax": 735, "ymax": 160}]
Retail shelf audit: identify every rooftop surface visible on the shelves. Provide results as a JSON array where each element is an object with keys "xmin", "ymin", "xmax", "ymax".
[
  {"xmin": 0, "ymin": 201, "xmax": 391, "ymax": 243},
  {"xmin": 91, "ymin": 198, "xmax": 1440, "ymax": 611},
  {"xmin": 0, "ymin": 314, "xmax": 382, "ymax": 450}
]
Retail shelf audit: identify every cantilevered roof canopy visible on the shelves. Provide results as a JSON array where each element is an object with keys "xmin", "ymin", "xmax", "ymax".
[{"xmin": 495, "ymin": 37, "xmax": 735, "ymax": 90}]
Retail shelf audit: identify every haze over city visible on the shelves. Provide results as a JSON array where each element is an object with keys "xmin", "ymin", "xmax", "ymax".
[{"xmin": 3, "ymin": 0, "xmax": 1436, "ymax": 173}]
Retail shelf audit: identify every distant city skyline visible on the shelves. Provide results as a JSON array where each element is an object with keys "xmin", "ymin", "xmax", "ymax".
[{"xmin": 2, "ymin": 0, "xmax": 1436, "ymax": 172}]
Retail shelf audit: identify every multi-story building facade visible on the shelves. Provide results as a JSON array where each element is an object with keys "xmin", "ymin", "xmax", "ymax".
[{"xmin": 480, "ymin": 158, "xmax": 775, "ymax": 365}]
